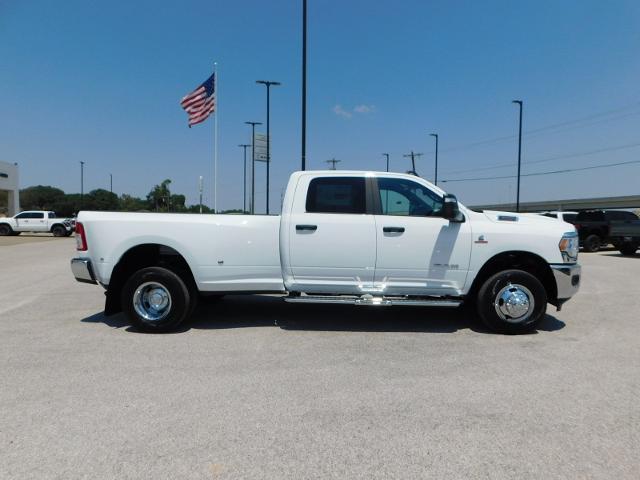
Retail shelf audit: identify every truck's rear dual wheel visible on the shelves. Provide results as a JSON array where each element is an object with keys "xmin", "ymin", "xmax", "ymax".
[
  {"xmin": 476, "ymin": 269, "xmax": 547, "ymax": 334},
  {"xmin": 122, "ymin": 267, "xmax": 192, "ymax": 332}
]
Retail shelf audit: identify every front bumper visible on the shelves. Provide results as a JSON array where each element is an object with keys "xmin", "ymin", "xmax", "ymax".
[
  {"xmin": 550, "ymin": 263, "xmax": 581, "ymax": 305},
  {"xmin": 71, "ymin": 258, "xmax": 97, "ymax": 285}
]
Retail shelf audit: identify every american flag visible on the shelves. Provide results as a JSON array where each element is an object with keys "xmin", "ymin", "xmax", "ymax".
[{"xmin": 180, "ymin": 73, "xmax": 216, "ymax": 127}]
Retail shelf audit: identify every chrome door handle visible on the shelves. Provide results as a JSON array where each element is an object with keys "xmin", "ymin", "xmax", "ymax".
[{"xmin": 383, "ymin": 226, "xmax": 405, "ymax": 233}]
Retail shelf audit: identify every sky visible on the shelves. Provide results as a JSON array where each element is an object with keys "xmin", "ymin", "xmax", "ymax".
[{"xmin": 1, "ymin": 0, "xmax": 639, "ymax": 212}]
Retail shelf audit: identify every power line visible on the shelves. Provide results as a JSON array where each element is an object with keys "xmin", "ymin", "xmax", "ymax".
[
  {"xmin": 441, "ymin": 158, "xmax": 640, "ymax": 183},
  {"xmin": 442, "ymin": 141, "xmax": 640, "ymax": 176},
  {"xmin": 439, "ymin": 101, "xmax": 640, "ymax": 154}
]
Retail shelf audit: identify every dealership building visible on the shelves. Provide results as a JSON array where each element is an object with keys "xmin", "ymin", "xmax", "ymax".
[{"xmin": 0, "ymin": 160, "xmax": 20, "ymax": 216}]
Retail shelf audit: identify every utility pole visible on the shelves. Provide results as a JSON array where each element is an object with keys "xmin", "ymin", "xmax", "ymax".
[
  {"xmin": 382, "ymin": 153, "xmax": 390, "ymax": 172},
  {"xmin": 429, "ymin": 134, "xmax": 438, "ymax": 185},
  {"xmin": 325, "ymin": 158, "xmax": 341, "ymax": 170},
  {"xmin": 198, "ymin": 176, "xmax": 204, "ymax": 214},
  {"xmin": 238, "ymin": 144, "xmax": 250, "ymax": 213},
  {"xmin": 402, "ymin": 151, "xmax": 423, "ymax": 175},
  {"xmin": 80, "ymin": 161, "xmax": 85, "ymax": 209},
  {"xmin": 301, "ymin": 0, "xmax": 307, "ymax": 171},
  {"xmin": 512, "ymin": 100, "xmax": 523, "ymax": 212},
  {"xmin": 256, "ymin": 80, "xmax": 281, "ymax": 214},
  {"xmin": 109, "ymin": 173, "xmax": 113, "ymax": 194},
  {"xmin": 245, "ymin": 121, "xmax": 262, "ymax": 214}
]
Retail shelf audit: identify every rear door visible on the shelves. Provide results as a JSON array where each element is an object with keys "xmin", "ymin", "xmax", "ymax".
[
  {"xmin": 286, "ymin": 175, "xmax": 377, "ymax": 294},
  {"xmin": 372, "ymin": 176, "xmax": 472, "ymax": 296},
  {"xmin": 30, "ymin": 212, "xmax": 47, "ymax": 231}
]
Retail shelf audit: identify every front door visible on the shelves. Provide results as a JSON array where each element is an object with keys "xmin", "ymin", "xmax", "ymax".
[
  {"xmin": 373, "ymin": 177, "xmax": 472, "ymax": 296},
  {"xmin": 287, "ymin": 176, "xmax": 377, "ymax": 294}
]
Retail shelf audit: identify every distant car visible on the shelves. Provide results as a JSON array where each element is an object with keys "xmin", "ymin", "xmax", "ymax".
[
  {"xmin": 573, "ymin": 210, "xmax": 640, "ymax": 253},
  {"xmin": 540, "ymin": 211, "xmax": 578, "ymax": 224},
  {"xmin": 0, "ymin": 211, "xmax": 74, "ymax": 237}
]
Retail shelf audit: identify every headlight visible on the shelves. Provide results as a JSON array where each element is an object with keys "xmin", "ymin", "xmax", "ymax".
[{"xmin": 559, "ymin": 231, "xmax": 579, "ymax": 263}]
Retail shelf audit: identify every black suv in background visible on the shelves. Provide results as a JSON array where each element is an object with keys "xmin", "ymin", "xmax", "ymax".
[{"xmin": 574, "ymin": 210, "xmax": 640, "ymax": 254}]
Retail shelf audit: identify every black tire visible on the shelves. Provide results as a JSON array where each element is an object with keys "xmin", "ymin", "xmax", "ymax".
[
  {"xmin": 583, "ymin": 234, "xmax": 601, "ymax": 253},
  {"xmin": 121, "ymin": 266, "xmax": 192, "ymax": 332},
  {"xmin": 0, "ymin": 224, "xmax": 13, "ymax": 236},
  {"xmin": 476, "ymin": 269, "xmax": 547, "ymax": 334},
  {"xmin": 619, "ymin": 243, "xmax": 638, "ymax": 256},
  {"xmin": 51, "ymin": 225, "xmax": 66, "ymax": 237}
]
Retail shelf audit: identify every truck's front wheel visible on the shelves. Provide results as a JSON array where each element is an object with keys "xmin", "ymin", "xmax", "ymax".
[
  {"xmin": 0, "ymin": 224, "xmax": 13, "ymax": 236},
  {"xmin": 122, "ymin": 267, "xmax": 192, "ymax": 332},
  {"xmin": 476, "ymin": 269, "xmax": 547, "ymax": 334},
  {"xmin": 52, "ymin": 225, "xmax": 66, "ymax": 237}
]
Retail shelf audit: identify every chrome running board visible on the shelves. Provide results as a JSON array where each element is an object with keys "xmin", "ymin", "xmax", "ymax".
[{"xmin": 284, "ymin": 293, "xmax": 462, "ymax": 307}]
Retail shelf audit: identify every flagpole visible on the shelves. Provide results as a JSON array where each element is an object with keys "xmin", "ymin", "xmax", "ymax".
[{"xmin": 213, "ymin": 61, "xmax": 218, "ymax": 213}]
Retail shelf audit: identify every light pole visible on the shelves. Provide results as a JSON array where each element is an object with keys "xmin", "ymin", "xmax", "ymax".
[
  {"xmin": 245, "ymin": 121, "xmax": 262, "ymax": 214},
  {"xmin": 429, "ymin": 133, "xmax": 438, "ymax": 185},
  {"xmin": 512, "ymin": 100, "xmax": 523, "ymax": 212},
  {"xmin": 80, "ymin": 161, "xmax": 85, "ymax": 209},
  {"xmin": 301, "ymin": 0, "xmax": 307, "ymax": 171},
  {"xmin": 256, "ymin": 80, "xmax": 281, "ymax": 214},
  {"xmin": 382, "ymin": 153, "xmax": 390, "ymax": 172},
  {"xmin": 238, "ymin": 144, "xmax": 251, "ymax": 213},
  {"xmin": 109, "ymin": 173, "xmax": 113, "ymax": 194},
  {"xmin": 198, "ymin": 176, "xmax": 204, "ymax": 214}
]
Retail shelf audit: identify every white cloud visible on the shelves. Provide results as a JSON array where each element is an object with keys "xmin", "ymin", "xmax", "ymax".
[
  {"xmin": 353, "ymin": 104, "xmax": 376, "ymax": 114},
  {"xmin": 332, "ymin": 104, "xmax": 352, "ymax": 118}
]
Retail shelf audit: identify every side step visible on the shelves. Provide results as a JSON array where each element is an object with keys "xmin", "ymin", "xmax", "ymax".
[{"xmin": 284, "ymin": 293, "xmax": 462, "ymax": 307}]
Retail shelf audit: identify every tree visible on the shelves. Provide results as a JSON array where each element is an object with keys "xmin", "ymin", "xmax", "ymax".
[
  {"xmin": 119, "ymin": 194, "xmax": 148, "ymax": 212},
  {"xmin": 146, "ymin": 179, "xmax": 172, "ymax": 212},
  {"xmin": 20, "ymin": 186, "xmax": 65, "ymax": 211},
  {"xmin": 187, "ymin": 204, "xmax": 212, "ymax": 213},
  {"xmin": 170, "ymin": 194, "xmax": 186, "ymax": 212},
  {"xmin": 86, "ymin": 189, "xmax": 119, "ymax": 211}
]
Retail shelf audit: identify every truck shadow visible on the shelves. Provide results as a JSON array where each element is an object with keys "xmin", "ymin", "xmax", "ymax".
[
  {"xmin": 599, "ymin": 252, "xmax": 640, "ymax": 259},
  {"xmin": 82, "ymin": 294, "xmax": 565, "ymax": 335}
]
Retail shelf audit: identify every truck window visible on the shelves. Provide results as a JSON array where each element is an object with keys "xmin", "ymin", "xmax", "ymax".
[
  {"xmin": 563, "ymin": 213, "xmax": 577, "ymax": 223},
  {"xmin": 30, "ymin": 212, "xmax": 45, "ymax": 219},
  {"xmin": 378, "ymin": 178, "xmax": 443, "ymax": 217},
  {"xmin": 543, "ymin": 213, "xmax": 558, "ymax": 219},
  {"xmin": 576, "ymin": 211, "xmax": 604, "ymax": 222},
  {"xmin": 306, "ymin": 177, "xmax": 366, "ymax": 214},
  {"xmin": 606, "ymin": 211, "xmax": 638, "ymax": 221}
]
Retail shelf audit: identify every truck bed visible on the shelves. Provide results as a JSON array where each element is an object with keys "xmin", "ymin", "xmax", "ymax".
[{"xmin": 79, "ymin": 212, "xmax": 285, "ymax": 292}]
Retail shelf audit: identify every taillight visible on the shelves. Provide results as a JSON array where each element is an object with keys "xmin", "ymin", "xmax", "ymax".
[{"xmin": 76, "ymin": 222, "xmax": 88, "ymax": 251}]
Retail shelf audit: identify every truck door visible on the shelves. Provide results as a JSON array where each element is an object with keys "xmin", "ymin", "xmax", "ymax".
[
  {"xmin": 30, "ymin": 212, "xmax": 47, "ymax": 231},
  {"xmin": 372, "ymin": 177, "xmax": 472, "ymax": 296},
  {"xmin": 286, "ymin": 175, "xmax": 377, "ymax": 294}
]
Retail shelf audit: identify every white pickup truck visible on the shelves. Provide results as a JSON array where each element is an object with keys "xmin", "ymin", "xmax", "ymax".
[
  {"xmin": 71, "ymin": 171, "xmax": 581, "ymax": 334},
  {"xmin": 0, "ymin": 211, "xmax": 73, "ymax": 237}
]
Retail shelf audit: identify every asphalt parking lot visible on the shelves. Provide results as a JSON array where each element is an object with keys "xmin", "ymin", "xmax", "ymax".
[{"xmin": 1, "ymin": 238, "xmax": 638, "ymax": 479}]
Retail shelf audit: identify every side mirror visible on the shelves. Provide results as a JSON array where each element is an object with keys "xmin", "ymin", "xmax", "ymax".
[{"xmin": 442, "ymin": 194, "xmax": 464, "ymax": 222}]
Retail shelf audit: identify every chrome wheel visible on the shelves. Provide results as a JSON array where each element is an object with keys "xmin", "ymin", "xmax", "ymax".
[
  {"xmin": 494, "ymin": 283, "xmax": 534, "ymax": 323},
  {"xmin": 133, "ymin": 282, "xmax": 172, "ymax": 322}
]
